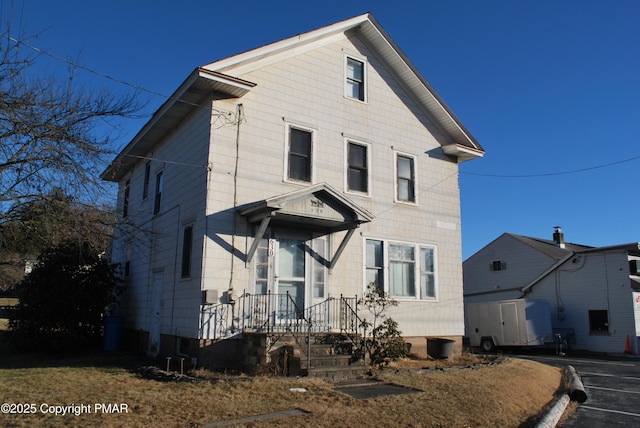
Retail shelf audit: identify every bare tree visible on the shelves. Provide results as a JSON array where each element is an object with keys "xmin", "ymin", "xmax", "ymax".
[{"xmin": 0, "ymin": 25, "xmax": 143, "ymax": 225}]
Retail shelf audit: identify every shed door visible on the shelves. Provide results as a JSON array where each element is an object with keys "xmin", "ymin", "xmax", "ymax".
[{"xmin": 500, "ymin": 302, "xmax": 520, "ymax": 345}]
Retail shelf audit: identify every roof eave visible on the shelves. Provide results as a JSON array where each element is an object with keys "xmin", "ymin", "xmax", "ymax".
[
  {"xmin": 442, "ymin": 143, "xmax": 485, "ymax": 162},
  {"xmin": 101, "ymin": 69, "xmax": 256, "ymax": 182}
]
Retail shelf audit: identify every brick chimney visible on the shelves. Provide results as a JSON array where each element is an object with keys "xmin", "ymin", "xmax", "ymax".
[{"xmin": 553, "ymin": 226, "xmax": 566, "ymax": 249}]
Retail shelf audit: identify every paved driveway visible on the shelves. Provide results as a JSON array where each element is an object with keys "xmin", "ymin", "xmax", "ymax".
[{"xmin": 516, "ymin": 353, "xmax": 640, "ymax": 427}]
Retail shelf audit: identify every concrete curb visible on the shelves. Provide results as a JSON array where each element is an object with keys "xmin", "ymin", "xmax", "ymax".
[{"xmin": 535, "ymin": 365, "xmax": 587, "ymax": 428}]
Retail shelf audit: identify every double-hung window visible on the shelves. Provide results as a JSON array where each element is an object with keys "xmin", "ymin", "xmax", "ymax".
[
  {"xmin": 366, "ymin": 240, "xmax": 384, "ymax": 294},
  {"xmin": 142, "ymin": 161, "xmax": 151, "ymax": 200},
  {"xmin": 153, "ymin": 171, "xmax": 163, "ymax": 215},
  {"xmin": 365, "ymin": 239, "xmax": 437, "ymax": 300},
  {"xmin": 396, "ymin": 153, "xmax": 416, "ymax": 203},
  {"xmin": 181, "ymin": 225, "xmax": 193, "ymax": 278},
  {"xmin": 346, "ymin": 140, "xmax": 369, "ymax": 194},
  {"xmin": 345, "ymin": 56, "xmax": 366, "ymax": 101},
  {"xmin": 389, "ymin": 244, "xmax": 415, "ymax": 297},
  {"xmin": 123, "ymin": 179, "xmax": 131, "ymax": 218},
  {"xmin": 286, "ymin": 125, "xmax": 314, "ymax": 183}
]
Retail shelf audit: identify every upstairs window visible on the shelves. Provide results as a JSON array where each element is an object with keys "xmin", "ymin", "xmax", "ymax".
[
  {"xmin": 345, "ymin": 56, "xmax": 366, "ymax": 101},
  {"xmin": 142, "ymin": 161, "xmax": 151, "ymax": 200},
  {"xmin": 395, "ymin": 153, "xmax": 416, "ymax": 203},
  {"xmin": 123, "ymin": 179, "xmax": 131, "ymax": 218},
  {"xmin": 346, "ymin": 141, "xmax": 369, "ymax": 194},
  {"xmin": 153, "ymin": 171, "xmax": 163, "ymax": 215},
  {"xmin": 286, "ymin": 125, "xmax": 314, "ymax": 183}
]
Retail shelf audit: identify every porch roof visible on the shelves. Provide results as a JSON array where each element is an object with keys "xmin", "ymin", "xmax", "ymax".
[
  {"xmin": 239, "ymin": 183, "xmax": 374, "ymax": 232},
  {"xmin": 239, "ymin": 183, "xmax": 374, "ymax": 265}
]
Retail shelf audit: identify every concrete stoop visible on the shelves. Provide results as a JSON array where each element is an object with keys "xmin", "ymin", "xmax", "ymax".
[{"xmin": 278, "ymin": 334, "xmax": 365, "ymax": 381}]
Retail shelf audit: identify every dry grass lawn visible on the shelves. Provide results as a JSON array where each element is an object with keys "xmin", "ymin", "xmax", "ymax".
[{"xmin": 0, "ymin": 350, "xmax": 566, "ymax": 427}]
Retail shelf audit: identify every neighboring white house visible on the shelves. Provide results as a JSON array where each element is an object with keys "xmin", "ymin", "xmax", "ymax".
[
  {"xmin": 102, "ymin": 13, "xmax": 484, "ymax": 369},
  {"xmin": 463, "ymin": 228, "xmax": 640, "ymax": 355}
]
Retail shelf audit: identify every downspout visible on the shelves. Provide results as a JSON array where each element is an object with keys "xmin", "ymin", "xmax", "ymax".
[
  {"xmin": 199, "ymin": 161, "xmax": 213, "ymax": 340},
  {"xmin": 227, "ymin": 103, "xmax": 243, "ymax": 299}
]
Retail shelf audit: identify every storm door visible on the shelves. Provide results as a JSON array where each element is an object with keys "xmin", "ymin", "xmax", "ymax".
[
  {"xmin": 276, "ymin": 237, "xmax": 306, "ymax": 318},
  {"xmin": 252, "ymin": 232, "xmax": 328, "ymax": 320}
]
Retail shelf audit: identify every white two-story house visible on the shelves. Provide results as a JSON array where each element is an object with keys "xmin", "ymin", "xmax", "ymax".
[{"xmin": 102, "ymin": 13, "xmax": 484, "ymax": 371}]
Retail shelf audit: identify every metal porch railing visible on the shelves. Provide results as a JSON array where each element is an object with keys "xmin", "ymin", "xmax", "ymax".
[{"xmin": 200, "ymin": 292, "xmax": 363, "ymax": 350}]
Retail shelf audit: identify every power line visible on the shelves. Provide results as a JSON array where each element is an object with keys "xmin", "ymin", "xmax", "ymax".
[
  {"xmin": 461, "ymin": 154, "xmax": 640, "ymax": 178},
  {"xmin": 2, "ymin": 32, "xmax": 237, "ymax": 118}
]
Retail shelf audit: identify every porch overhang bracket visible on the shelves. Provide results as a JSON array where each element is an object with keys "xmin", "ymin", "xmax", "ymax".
[
  {"xmin": 329, "ymin": 226, "xmax": 357, "ymax": 271},
  {"xmin": 246, "ymin": 214, "xmax": 273, "ymax": 263}
]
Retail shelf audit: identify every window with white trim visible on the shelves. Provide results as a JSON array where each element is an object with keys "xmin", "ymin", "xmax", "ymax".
[
  {"xmin": 365, "ymin": 239, "xmax": 437, "ymax": 300},
  {"xmin": 123, "ymin": 179, "xmax": 130, "ymax": 218},
  {"xmin": 395, "ymin": 152, "xmax": 416, "ymax": 203},
  {"xmin": 345, "ymin": 56, "xmax": 366, "ymax": 101},
  {"xmin": 142, "ymin": 161, "xmax": 151, "ymax": 200},
  {"xmin": 153, "ymin": 171, "xmax": 163, "ymax": 215},
  {"xmin": 346, "ymin": 140, "xmax": 370, "ymax": 194},
  {"xmin": 286, "ymin": 125, "xmax": 314, "ymax": 183},
  {"xmin": 181, "ymin": 224, "xmax": 193, "ymax": 279},
  {"xmin": 366, "ymin": 239, "xmax": 384, "ymax": 294}
]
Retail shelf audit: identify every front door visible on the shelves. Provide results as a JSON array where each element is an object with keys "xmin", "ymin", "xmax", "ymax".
[
  {"xmin": 253, "ymin": 232, "xmax": 327, "ymax": 317},
  {"xmin": 276, "ymin": 237, "xmax": 306, "ymax": 317}
]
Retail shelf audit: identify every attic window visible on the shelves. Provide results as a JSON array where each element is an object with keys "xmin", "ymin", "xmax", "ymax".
[
  {"xmin": 345, "ymin": 56, "xmax": 366, "ymax": 102},
  {"xmin": 490, "ymin": 260, "xmax": 506, "ymax": 271},
  {"xmin": 630, "ymin": 260, "xmax": 640, "ymax": 276}
]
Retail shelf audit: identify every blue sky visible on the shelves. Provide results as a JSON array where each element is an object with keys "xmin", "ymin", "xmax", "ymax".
[{"xmin": 4, "ymin": 0, "xmax": 639, "ymax": 259}]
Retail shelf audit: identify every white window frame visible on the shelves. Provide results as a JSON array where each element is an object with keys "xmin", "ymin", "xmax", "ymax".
[
  {"xmin": 122, "ymin": 178, "xmax": 131, "ymax": 218},
  {"xmin": 344, "ymin": 53, "xmax": 367, "ymax": 103},
  {"xmin": 344, "ymin": 138, "xmax": 371, "ymax": 196},
  {"xmin": 363, "ymin": 238, "xmax": 437, "ymax": 301},
  {"xmin": 283, "ymin": 122, "xmax": 316, "ymax": 185},
  {"xmin": 142, "ymin": 161, "xmax": 151, "ymax": 200},
  {"xmin": 180, "ymin": 224, "xmax": 194, "ymax": 279},
  {"xmin": 153, "ymin": 170, "xmax": 163, "ymax": 215},
  {"xmin": 394, "ymin": 151, "xmax": 418, "ymax": 205}
]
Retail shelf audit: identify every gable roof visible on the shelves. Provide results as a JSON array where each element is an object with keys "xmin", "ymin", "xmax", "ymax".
[
  {"xmin": 102, "ymin": 13, "xmax": 483, "ymax": 182},
  {"xmin": 204, "ymin": 13, "xmax": 483, "ymax": 157},
  {"xmin": 507, "ymin": 233, "xmax": 592, "ymax": 260}
]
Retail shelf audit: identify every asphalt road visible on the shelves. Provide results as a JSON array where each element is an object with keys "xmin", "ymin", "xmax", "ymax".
[{"xmin": 515, "ymin": 352, "xmax": 640, "ymax": 427}]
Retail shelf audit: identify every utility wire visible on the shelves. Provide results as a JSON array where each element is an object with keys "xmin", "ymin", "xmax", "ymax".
[
  {"xmin": 2, "ymin": 33, "xmax": 236, "ymax": 117},
  {"xmin": 461, "ymin": 154, "xmax": 640, "ymax": 178}
]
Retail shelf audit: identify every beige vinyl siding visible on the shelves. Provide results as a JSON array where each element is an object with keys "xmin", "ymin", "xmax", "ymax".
[{"xmin": 200, "ymin": 33, "xmax": 463, "ymax": 337}]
